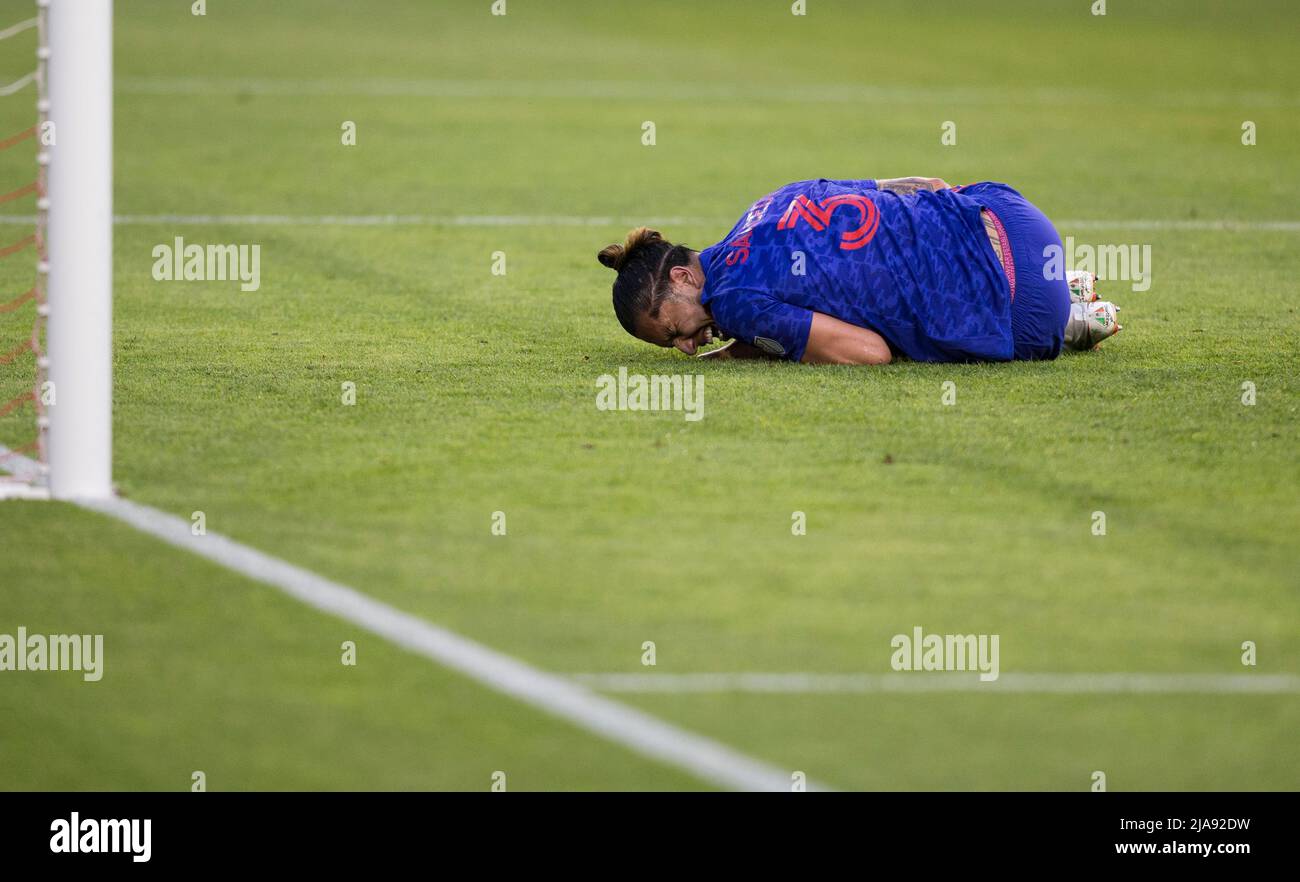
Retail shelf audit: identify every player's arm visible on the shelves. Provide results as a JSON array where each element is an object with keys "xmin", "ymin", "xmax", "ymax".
[
  {"xmin": 875, "ymin": 176, "xmax": 951, "ymax": 195},
  {"xmin": 800, "ymin": 312, "xmax": 892, "ymax": 365},
  {"xmin": 698, "ymin": 306, "xmax": 891, "ymax": 365}
]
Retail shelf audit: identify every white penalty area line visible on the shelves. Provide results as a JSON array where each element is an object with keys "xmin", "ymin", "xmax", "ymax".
[
  {"xmin": 570, "ymin": 672, "xmax": 1300, "ymax": 695},
  {"xmin": 0, "ymin": 449, "xmax": 824, "ymax": 793},
  {"xmin": 1, "ymin": 214, "xmax": 1298, "ymax": 232}
]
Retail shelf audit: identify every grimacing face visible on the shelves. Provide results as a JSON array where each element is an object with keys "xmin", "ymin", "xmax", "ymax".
[{"xmin": 634, "ymin": 263, "xmax": 723, "ymax": 356}]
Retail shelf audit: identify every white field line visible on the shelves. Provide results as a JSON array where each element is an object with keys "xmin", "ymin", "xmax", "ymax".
[
  {"xmin": 0, "ymin": 448, "xmax": 42, "ymax": 483},
  {"xmin": 0, "ymin": 448, "xmax": 826, "ymax": 792},
  {"xmin": 113, "ymin": 76, "xmax": 1300, "ymax": 109},
  {"xmin": 0, "ymin": 214, "xmax": 711, "ymax": 228},
  {"xmin": 570, "ymin": 672, "xmax": 1300, "ymax": 695},
  {"xmin": 1, "ymin": 214, "xmax": 1298, "ymax": 232}
]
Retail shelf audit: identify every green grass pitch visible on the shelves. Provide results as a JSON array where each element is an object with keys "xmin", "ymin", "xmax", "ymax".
[{"xmin": 0, "ymin": 0, "xmax": 1297, "ymax": 790}]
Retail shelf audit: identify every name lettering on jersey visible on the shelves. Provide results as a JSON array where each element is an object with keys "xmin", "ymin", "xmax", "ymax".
[{"xmin": 723, "ymin": 195, "xmax": 773, "ymax": 265}]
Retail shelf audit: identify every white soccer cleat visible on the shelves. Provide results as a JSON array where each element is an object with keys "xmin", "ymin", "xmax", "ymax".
[
  {"xmin": 1064, "ymin": 300, "xmax": 1123, "ymax": 350},
  {"xmin": 1067, "ymin": 270, "xmax": 1099, "ymax": 303}
]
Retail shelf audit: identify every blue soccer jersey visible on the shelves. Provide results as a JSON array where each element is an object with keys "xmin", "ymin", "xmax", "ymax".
[{"xmin": 698, "ymin": 179, "xmax": 1014, "ymax": 362}]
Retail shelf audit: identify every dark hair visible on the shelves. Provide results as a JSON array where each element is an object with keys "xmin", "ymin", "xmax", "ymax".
[{"xmin": 597, "ymin": 227, "xmax": 693, "ymax": 337}]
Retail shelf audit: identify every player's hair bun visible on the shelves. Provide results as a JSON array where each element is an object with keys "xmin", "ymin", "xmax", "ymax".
[{"xmin": 597, "ymin": 226, "xmax": 663, "ymax": 271}]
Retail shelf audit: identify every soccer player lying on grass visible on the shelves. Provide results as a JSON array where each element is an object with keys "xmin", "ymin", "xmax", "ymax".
[{"xmin": 597, "ymin": 177, "xmax": 1121, "ymax": 364}]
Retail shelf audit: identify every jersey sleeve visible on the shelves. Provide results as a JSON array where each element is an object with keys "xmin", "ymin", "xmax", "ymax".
[{"xmin": 708, "ymin": 287, "xmax": 814, "ymax": 362}]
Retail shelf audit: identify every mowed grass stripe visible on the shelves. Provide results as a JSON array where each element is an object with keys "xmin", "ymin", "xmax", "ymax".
[{"xmin": 2, "ymin": 215, "xmax": 1298, "ymax": 230}]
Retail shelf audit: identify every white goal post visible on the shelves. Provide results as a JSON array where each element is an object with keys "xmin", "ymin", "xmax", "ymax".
[
  {"xmin": 0, "ymin": 0, "xmax": 112, "ymax": 500},
  {"xmin": 46, "ymin": 0, "xmax": 113, "ymax": 498}
]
